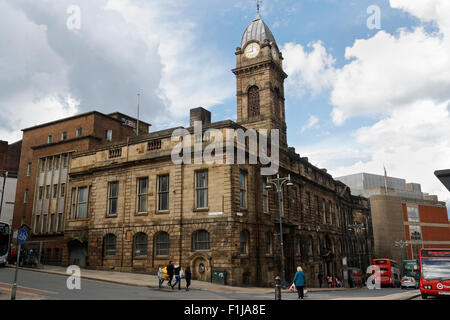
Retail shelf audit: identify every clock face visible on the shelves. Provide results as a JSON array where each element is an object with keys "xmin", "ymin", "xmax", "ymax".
[
  {"xmin": 244, "ymin": 43, "xmax": 260, "ymax": 59},
  {"xmin": 272, "ymin": 47, "xmax": 278, "ymax": 60}
]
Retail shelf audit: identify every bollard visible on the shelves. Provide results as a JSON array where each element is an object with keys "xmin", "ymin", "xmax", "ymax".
[{"xmin": 275, "ymin": 276, "xmax": 281, "ymax": 300}]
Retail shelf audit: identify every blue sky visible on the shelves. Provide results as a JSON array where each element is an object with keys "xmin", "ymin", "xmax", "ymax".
[{"xmin": 0, "ymin": 0, "xmax": 449, "ymax": 214}]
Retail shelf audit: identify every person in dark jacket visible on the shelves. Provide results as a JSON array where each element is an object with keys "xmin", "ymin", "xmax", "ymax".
[
  {"xmin": 185, "ymin": 266, "xmax": 192, "ymax": 291},
  {"xmin": 292, "ymin": 266, "xmax": 306, "ymax": 299},
  {"xmin": 167, "ymin": 261, "xmax": 174, "ymax": 286},
  {"xmin": 171, "ymin": 263, "xmax": 181, "ymax": 290},
  {"xmin": 317, "ymin": 272, "xmax": 323, "ymax": 288}
]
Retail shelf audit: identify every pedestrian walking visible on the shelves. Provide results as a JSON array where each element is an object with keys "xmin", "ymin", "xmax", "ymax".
[
  {"xmin": 167, "ymin": 261, "xmax": 174, "ymax": 286},
  {"xmin": 335, "ymin": 276, "xmax": 342, "ymax": 288},
  {"xmin": 292, "ymin": 266, "xmax": 306, "ymax": 299},
  {"xmin": 185, "ymin": 266, "xmax": 192, "ymax": 291},
  {"xmin": 157, "ymin": 266, "xmax": 165, "ymax": 288},
  {"xmin": 317, "ymin": 272, "xmax": 323, "ymax": 288},
  {"xmin": 171, "ymin": 263, "xmax": 181, "ymax": 290}
]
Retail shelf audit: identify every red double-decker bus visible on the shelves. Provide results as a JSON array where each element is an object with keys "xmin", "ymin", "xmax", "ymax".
[
  {"xmin": 420, "ymin": 248, "xmax": 450, "ymax": 299},
  {"xmin": 372, "ymin": 258, "xmax": 401, "ymax": 287}
]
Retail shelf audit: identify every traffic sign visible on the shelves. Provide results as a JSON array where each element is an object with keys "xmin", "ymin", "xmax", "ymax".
[{"xmin": 18, "ymin": 228, "xmax": 27, "ymax": 244}]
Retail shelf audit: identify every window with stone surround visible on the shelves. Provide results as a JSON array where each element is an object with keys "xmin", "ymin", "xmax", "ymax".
[
  {"xmin": 195, "ymin": 170, "xmax": 208, "ymax": 209},
  {"xmin": 137, "ymin": 177, "xmax": 148, "ymax": 214},
  {"xmin": 262, "ymin": 180, "xmax": 269, "ymax": 213},
  {"xmin": 34, "ymin": 215, "xmax": 40, "ymax": 234},
  {"xmin": 57, "ymin": 213, "xmax": 63, "ymax": 233},
  {"xmin": 193, "ymin": 230, "xmax": 210, "ymax": 251},
  {"xmin": 247, "ymin": 86, "xmax": 260, "ymax": 118},
  {"xmin": 103, "ymin": 234, "xmax": 116, "ymax": 257},
  {"xmin": 155, "ymin": 232, "xmax": 169, "ymax": 256},
  {"xmin": 27, "ymin": 162, "xmax": 32, "ymax": 176},
  {"xmin": 239, "ymin": 171, "xmax": 247, "ymax": 209},
  {"xmin": 157, "ymin": 175, "xmax": 169, "ymax": 211},
  {"xmin": 70, "ymin": 188, "xmax": 76, "ymax": 219},
  {"xmin": 77, "ymin": 187, "xmax": 88, "ymax": 219},
  {"xmin": 147, "ymin": 139, "xmax": 161, "ymax": 151},
  {"xmin": 108, "ymin": 181, "xmax": 119, "ymax": 216},
  {"xmin": 133, "ymin": 232, "xmax": 148, "ymax": 257},
  {"xmin": 38, "ymin": 186, "xmax": 43, "ymax": 200},
  {"xmin": 109, "ymin": 148, "xmax": 122, "ymax": 159},
  {"xmin": 265, "ymin": 232, "xmax": 272, "ymax": 254},
  {"xmin": 240, "ymin": 230, "xmax": 249, "ymax": 254}
]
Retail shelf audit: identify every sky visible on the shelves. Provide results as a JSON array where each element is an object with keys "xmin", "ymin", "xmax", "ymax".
[{"xmin": 0, "ymin": 0, "xmax": 449, "ymax": 213}]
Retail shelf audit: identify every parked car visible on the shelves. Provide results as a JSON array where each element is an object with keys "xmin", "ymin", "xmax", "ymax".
[{"xmin": 401, "ymin": 276, "xmax": 419, "ymax": 289}]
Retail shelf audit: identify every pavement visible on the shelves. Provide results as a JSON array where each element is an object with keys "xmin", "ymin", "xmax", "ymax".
[
  {"xmin": 7, "ymin": 264, "xmax": 345, "ymax": 294},
  {"xmin": 3, "ymin": 264, "xmax": 420, "ymax": 300}
]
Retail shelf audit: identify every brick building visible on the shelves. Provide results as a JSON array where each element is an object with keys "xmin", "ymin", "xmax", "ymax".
[
  {"xmin": 0, "ymin": 140, "xmax": 21, "ymax": 224},
  {"xmin": 60, "ymin": 13, "xmax": 373, "ymax": 287},
  {"xmin": 337, "ymin": 173, "xmax": 450, "ymax": 263},
  {"xmin": 12, "ymin": 111, "xmax": 150, "ymax": 264}
]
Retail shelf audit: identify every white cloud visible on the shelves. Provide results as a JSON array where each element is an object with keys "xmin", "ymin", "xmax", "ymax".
[
  {"xmin": 281, "ymin": 41, "xmax": 336, "ymax": 97},
  {"xmin": 288, "ymin": 0, "xmax": 450, "ymax": 207},
  {"xmin": 299, "ymin": 115, "xmax": 320, "ymax": 134}
]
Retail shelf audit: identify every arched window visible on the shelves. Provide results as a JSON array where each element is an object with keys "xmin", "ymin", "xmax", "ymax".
[
  {"xmin": 309, "ymin": 236, "xmax": 314, "ymax": 257},
  {"xmin": 133, "ymin": 232, "xmax": 148, "ymax": 257},
  {"xmin": 247, "ymin": 86, "xmax": 260, "ymax": 118},
  {"xmin": 240, "ymin": 230, "xmax": 249, "ymax": 254},
  {"xmin": 193, "ymin": 230, "xmax": 210, "ymax": 251},
  {"xmin": 103, "ymin": 234, "xmax": 116, "ymax": 257},
  {"xmin": 265, "ymin": 232, "xmax": 272, "ymax": 254},
  {"xmin": 273, "ymin": 88, "xmax": 280, "ymax": 118},
  {"xmin": 155, "ymin": 232, "xmax": 169, "ymax": 256}
]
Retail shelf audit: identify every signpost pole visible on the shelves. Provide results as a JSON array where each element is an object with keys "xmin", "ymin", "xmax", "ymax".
[{"xmin": 11, "ymin": 227, "xmax": 27, "ymax": 300}]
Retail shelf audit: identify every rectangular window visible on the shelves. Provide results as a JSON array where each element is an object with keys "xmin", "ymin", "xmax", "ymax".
[
  {"xmin": 60, "ymin": 183, "xmax": 65, "ymax": 197},
  {"xmin": 71, "ymin": 188, "xmax": 77, "ymax": 219},
  {"xmin": 195, "ymin": 170, "xmax": 208, "ymax": 209},
  {"xmin": 35, "ymin": 215, "xmax": 40, "ymax": 234},
  {"xmin": 108, "ymin": 181, "xmax": 119, "ymax": 215},
  {"xmin": 63, "ymin": 154, "xmax": 68, "ymax": 168},
  {"xmin": 57, "ymin": 213, "xmax": 63, "ymax": 232},
  {"xmin": 45, "ymin": 185, "xmax": 50, "ymax": 199},
  {"xmin": 262, "ymin": 181, "xmax": 269, "ymax": 213},
  {"xmin": 76, "ymin": 128, "xmax": 82, "ymax": 137},
  {"xmin": 77, "ymin": 187, "xmax": 88, "ymax": 219},
  {"xmin": 240, "ymin": 171, "xmax": 247, "ymax": 209},
  {"xmin": 409, "ymin": 225, "xmax": 422, "ymax": 241},
  {"xmin": 137, "ymin": 177, "xmax": 148, "ymax": 213},
  {"xmin": 48, "ymin": 135, "xmax": 53, "ymax": 143},
  {"xmin": 53, "ymin": 184, "xmax": 58, "ymax": 199},
  {"xmin": 42, "ymin": 214, "xmax": 48, "ymax": 233},
  {"xmin": 48, "ymin": 158, "xmax": 53, "ymax": 171},
  {"xmin": 158, "ymin": 175, "xmax": 169, "ymax": 211},
  {"xmin": 106, "ymin": 129, "xmax": 112, "ymax": 142},
  {"xmin": 50, "ymin": 214, "xmax": 55, "ymax": 232},
  {"xmin": 407, "ymin": 206, "xmax": 420, "ymax": 222},
  {"xmin": 27, "ymin": 162, "xmax": 32, "ymax": 176},
  {"xmin": 41, "ymin": 158, "xmax": 46, "ymax": 172},
  {"xmin": 24, "ymin": 189, "xmax": 29, "ymax": 203},
  {"xmin": 61, "ymin": 132, "xmax": 67, "ymax": 141},
  {"xmin": 39, "ymin": 186, "xmax": 43, "ymax": 200},
  {"xmin": 55, "ymin": 156, "xmax": 60, "ymax": 170}
]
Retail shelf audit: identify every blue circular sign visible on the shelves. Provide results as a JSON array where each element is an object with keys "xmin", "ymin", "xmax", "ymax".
[{"xmin": 18, "ymin": 228, "xmax": 27, "ymax": 244}]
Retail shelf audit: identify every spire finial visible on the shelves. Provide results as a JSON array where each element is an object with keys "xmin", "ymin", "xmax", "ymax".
[{"xmin": 256, "ymin": 0, "xmax": 262, "ymax": 14}]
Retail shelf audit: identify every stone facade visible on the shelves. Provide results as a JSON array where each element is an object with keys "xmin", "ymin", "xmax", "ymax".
[{"xmin": 57, "ymin": 13, "xmax": 374, "ymax": 287}]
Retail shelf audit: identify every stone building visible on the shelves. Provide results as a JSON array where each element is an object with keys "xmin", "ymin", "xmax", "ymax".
[
  {"xmin": 59, "ymin": 13, "xmax": 373, "ymax": 287},
  {"xmin": 12, "ymin": 111, "xmax": 150, "ymax": 264}
]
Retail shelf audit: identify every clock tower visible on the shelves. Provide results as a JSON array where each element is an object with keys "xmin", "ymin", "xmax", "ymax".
[{"xmin": 233, "ymin": 13, "xmax": 288, "ymax": 147}]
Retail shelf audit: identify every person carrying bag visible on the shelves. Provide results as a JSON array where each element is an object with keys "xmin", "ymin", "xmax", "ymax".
[{"xmin": 292, "ymin": 266, "xmax": 306, "ymax": 299}]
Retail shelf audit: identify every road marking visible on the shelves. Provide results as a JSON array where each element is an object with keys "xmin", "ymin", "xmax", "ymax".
[{"xmin": 0, "ymin": 282, "xmax": 58, "ymax": 296}]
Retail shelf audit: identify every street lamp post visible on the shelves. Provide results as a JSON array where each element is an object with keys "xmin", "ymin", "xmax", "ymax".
[
  {"xmin": 394, "ymin": 240, "xmax": 409, "ymax": 262},
  {"xmin": 348, "ymin": 223, "xmax": 365, "ymax": 273},
  {"xmin": 265, "ymin": 174, "xmax": 293, "ymax": 289}
]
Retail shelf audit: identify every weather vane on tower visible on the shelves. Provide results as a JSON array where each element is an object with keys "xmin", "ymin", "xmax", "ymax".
[{"xmin": 256, "ymin": 0, "xmax": 263, "ymax": 14}]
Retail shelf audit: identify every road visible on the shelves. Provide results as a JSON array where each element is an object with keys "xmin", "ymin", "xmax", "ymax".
[{"xmin": 0, "ymin": 267, "xmax": 419, "ymax": 300}]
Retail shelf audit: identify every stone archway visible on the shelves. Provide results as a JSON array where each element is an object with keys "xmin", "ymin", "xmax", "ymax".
[
  {"xmin": 189, "ymin": 253, "xmax": 211, "ymax": 282},
  {"xmin": 68, "ymin": 239, "xmax": 87, "ymax": 267}
]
